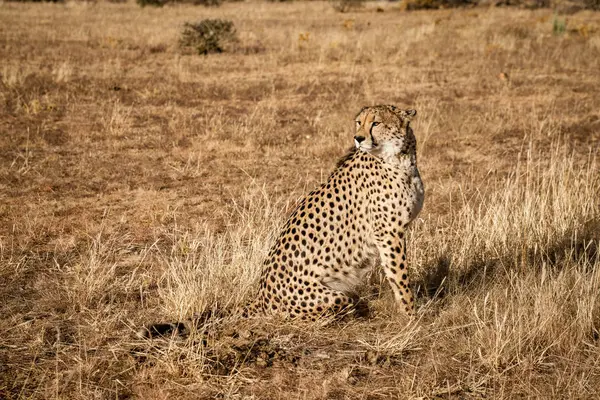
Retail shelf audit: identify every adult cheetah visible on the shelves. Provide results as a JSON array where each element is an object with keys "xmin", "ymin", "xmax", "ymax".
[{"xmin": 139, "ymin": 105, "xmax": 424, "ymax": 337}]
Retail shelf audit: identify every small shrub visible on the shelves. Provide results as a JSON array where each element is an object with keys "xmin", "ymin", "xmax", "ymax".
[
  {"xmin": 404, "ymin": 0, "xmax": 476, "ymax": 9},
  {"xmin": 136, "ymin": 0, "xmax": 222, "ymax": 6},
  {"xmin": 189, "ymin": 0, "xmax": 222, "ymax": 6},
  {"xmin": 332, "ymin": 0, "xmax": 364, "ymax": 12},
  {"xmin": 180, "ymin": 20, "xmax": 237, "ymax": 55},
  {"xmin": 136, "ymin": 0, "xmax": 166, "ymax": 7}
]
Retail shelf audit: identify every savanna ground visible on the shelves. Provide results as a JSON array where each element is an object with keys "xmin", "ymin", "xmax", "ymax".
[{"xmin": 1, "ymin": 1, "xmax": 600, "ymax": 398}]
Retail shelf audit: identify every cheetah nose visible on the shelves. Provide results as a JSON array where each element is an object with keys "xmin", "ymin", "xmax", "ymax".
[{"xmin": 354, "ymin": 136, "xmax": 365, "ymax": 144}]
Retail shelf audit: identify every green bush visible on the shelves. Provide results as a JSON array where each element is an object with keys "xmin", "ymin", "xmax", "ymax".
[
  {"xmin": 180, "ymin": 20, "xmax": 238, "ymax": 55},
  {"xmin": 188, "ymin": 0, "xmax": 222, "ymax": 6},
  {"xmin": 136, "ymin": 0, "xmax": 166, "ymax": 7},
  {"xmin": 552, "ymin": 14, "xmax": 567, "ymax": 35},
  {"xmin": 404, "ymin": 0, "xmax": 476, "ymax": 9}
]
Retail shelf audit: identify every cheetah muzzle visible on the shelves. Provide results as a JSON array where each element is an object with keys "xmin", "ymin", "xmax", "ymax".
[{"xmin": 138, "ymin": 105, "xmax": 424, "ymax": 338}]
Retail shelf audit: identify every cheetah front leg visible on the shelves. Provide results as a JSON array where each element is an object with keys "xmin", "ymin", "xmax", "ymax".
[{"xmin": 375, "ymin": 234, "xmax": 415, "ymax": 316}]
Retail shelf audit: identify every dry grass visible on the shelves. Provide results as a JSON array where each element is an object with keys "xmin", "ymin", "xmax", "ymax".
[{"xmin": 1, "ymin": 1, "xmax": 600, "ymax": 398}]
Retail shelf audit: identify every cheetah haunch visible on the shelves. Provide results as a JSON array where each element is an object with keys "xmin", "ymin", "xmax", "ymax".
[{"xmin": 139, "ymin": 105, "xmax": 424, "ymax": 337}]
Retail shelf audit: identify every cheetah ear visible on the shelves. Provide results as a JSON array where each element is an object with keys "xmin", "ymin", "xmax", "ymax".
[
  {"xmin": 398, "ymin": 109, "xmax": 416, "ymax": 129},
  {"xmin": 403, "ymin": 109, "xmax": 417, "ymax": 120}
]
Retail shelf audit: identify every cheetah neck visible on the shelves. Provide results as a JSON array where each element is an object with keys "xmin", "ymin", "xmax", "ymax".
[
  {"xmin": 368, "ymin": 140, "xmax": 416, "ymax": 166},
  {"xmin": 377, "ymin": 151, "xmax": 417, "ymax": 170}
]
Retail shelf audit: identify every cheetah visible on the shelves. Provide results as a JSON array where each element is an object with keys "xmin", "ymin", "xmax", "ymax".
[{"xmin": 139, "ymin": 105, "xmax": 424, "ymax": 337}]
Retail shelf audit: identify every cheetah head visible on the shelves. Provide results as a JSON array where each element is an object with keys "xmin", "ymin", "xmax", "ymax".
[{"xmin": 354, "ymin": 105, "xmax": 417, "ymax": 160}]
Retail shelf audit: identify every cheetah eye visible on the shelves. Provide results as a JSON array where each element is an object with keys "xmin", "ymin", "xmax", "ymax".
[
  {"xmin": 372, "ymin": 122, "xmax": 380, "ymax": 127},
  {"xmin": 355, "ymin": 121, "xmax": 361, "ymax": 128}
]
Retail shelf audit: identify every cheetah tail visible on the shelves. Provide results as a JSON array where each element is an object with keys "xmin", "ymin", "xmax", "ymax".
[
  {"xmin": 136, "ymin": 301, "xmax": 262, "ymax": 339},
  {"xmin": 135, "ymin": 308, "xmax": 224, "ymax": 339}
]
